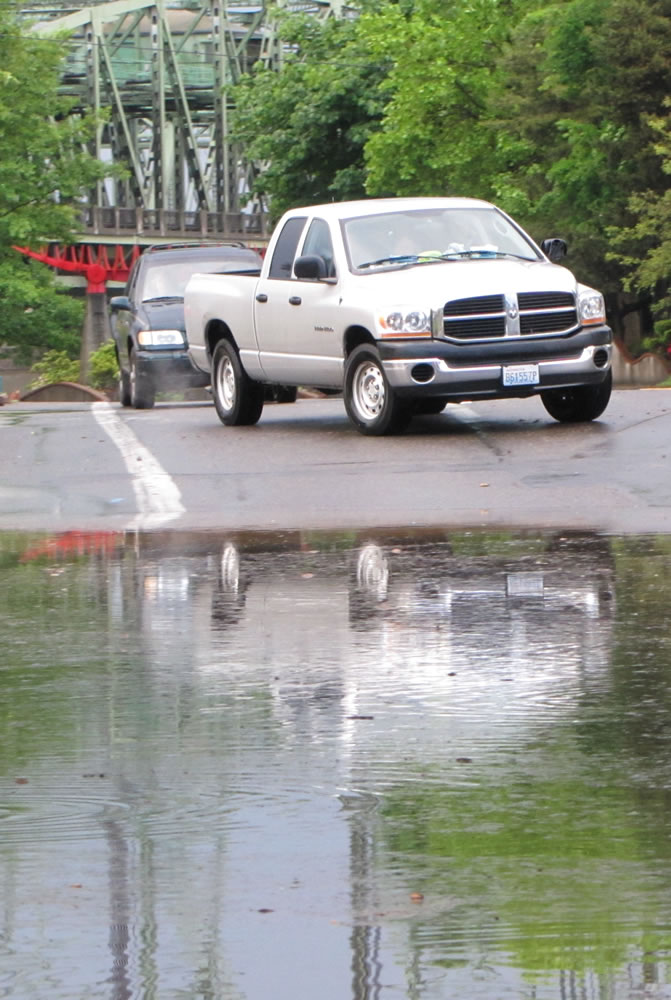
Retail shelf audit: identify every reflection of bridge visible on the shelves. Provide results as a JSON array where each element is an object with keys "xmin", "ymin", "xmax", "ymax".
[{"xmin": 30, "ymin": 0, "xmax": 347, "ymax": 240}]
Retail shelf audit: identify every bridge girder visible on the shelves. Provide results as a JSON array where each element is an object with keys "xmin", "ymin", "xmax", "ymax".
[{"xmin": 30, "ymin": 0, "xmax": 348, "ymax": 225}]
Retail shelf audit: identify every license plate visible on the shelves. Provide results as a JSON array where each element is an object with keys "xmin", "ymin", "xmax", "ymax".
[
  {"xmin": 502, "ymin": 364, "xmax": 539, "ymax": 387},
  {"xmin": 507, "ymin": 572, "xmax": 544, "ymax": 597}
]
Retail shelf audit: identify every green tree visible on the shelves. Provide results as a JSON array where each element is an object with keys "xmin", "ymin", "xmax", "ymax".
[
  {"xmin": 236, "ymin": 0, "xmax": 671, "ymax": 345},
  {"xmin": 231, "ymin": 8, "xmax": 389, "ymax": 219},
  {"xmin": 490, "ymin": 0, "xmax": 671, "ymax": 317},
  {"xmin": 0, "ymin": 256, "xmax": 84, "ymax": 363},
  {"xmin": 361, "ymin": 0, "xmax": 527, "ymax": 200},
  {"xmin": 27, "ymin": 348, "xmax": 80, "ymax": 388},
  {"xmin": 0, "ymin": 3, "xmax": 108, "ymax": 362},
  {"xmin": 607, "ymin": 104, "xmax": 671, "ymax": 352},
  {"xmin": 359, "ymin": 0, "xmax": 671, "ymax": 339}
]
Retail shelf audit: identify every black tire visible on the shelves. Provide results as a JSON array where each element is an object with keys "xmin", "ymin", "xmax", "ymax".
[
  {"xmin": 118, "ymin": 365, "xmax": 132, "ymax": 408},
  {"xmin": 275, "ymin": 385, "xmax": 298, "ymax": 404},
  {"xmin": 541, "ymin": 370, "xmax": 612, "ymax": 423},
  {"xmin": 130, "ymin": 349, "xmax": 155, "ymax": 409},
  {"xmin": 413, "ymin": 398, "xmax": 447, "ymax": 415},
  {"xmin": 344, "ymin": 344, "xmax": 411, "ymax": 436},
  {"xmin": 211, "ymin": 339, "xmax": 264, "ymax": 426}
]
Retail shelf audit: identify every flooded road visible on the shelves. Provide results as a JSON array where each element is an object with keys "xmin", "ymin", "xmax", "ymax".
[{"xmin": 2, "ymin": 528, "xmax": 671, "ymax": 999}]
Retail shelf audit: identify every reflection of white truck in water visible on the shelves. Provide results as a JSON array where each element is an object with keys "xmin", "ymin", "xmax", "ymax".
[{"xmin": 184, "ymin": 197, "xmax": 613, "ymax": 436}]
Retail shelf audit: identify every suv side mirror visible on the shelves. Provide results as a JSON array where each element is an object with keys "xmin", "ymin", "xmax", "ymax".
[
  {"xmin": 541, "ymin": 238, "xmax": 568, "ymax": 263},
  {"xmin": 110, "ymin": 295, "xmax": 131, "ymax": 311},
  {"xmin": 294, "ymin": 255, "xmax": 328, "ymax": 280}
]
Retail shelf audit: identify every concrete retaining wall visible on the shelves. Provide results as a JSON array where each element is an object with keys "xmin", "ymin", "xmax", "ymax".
[
  {"xmin": 611, "ymin": 343, "xmax": 670, "ymax": 387},
  {"xmin": 19, "ymin": 382, "xmax": 109, "ymax": 403}
]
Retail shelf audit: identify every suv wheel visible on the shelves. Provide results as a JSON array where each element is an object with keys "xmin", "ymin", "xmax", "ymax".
[
  {"xmin": 130, "ymin": 349, "xmax": 155, "ymax": 409},
  {"xmin": 118, "ymin": 364, "xmax": 132, "ymax": 407}
]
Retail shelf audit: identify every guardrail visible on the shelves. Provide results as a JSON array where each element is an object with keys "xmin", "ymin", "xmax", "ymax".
[{"xmin": 80, "ymin": 206, "xmax": 272, "ymax": 244}]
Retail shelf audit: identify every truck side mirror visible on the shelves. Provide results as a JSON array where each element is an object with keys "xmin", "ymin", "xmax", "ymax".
[
  {"xmin": 294, "ymin": 255, "xmax": 328, "ymax": 280},
  {"xmin": 541, "ymin": 238, "xmax": 568, "ymax": 263}
]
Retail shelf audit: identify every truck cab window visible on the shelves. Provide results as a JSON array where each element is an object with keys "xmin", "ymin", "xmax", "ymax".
[
  {"xmin": 268, "ymin": 217, "xmax": 307, "ymax": 279},
  {"xmin": 301, "ymin": 218, "xmax": 336, "ymax": 278}
]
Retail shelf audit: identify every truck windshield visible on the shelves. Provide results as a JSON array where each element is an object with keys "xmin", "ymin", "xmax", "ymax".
[{"xmin": 343, "ymin": 207, "xmax": 540, "ymax": 272}]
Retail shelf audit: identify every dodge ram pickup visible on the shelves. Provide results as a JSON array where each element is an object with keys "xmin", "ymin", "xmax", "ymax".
[{"xmin": 184, "ymin": 197, "xmax": 613, "ymax": 435}]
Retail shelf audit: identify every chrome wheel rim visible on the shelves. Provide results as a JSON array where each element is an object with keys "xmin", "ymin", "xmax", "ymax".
[
  {"xmin": 217, "ymin": 354, "xmax": 236, "ymax": 411},
  {"xmin": 356, "ymin": 543, "xmax": 389, "ymax": 600},
  {"xmin": 220, "ymin": 542, "xmax": 240, "ymax": 593},
  {"xmin": 352, "ymin": 361, "xmax": 385, "ymax": 421}
]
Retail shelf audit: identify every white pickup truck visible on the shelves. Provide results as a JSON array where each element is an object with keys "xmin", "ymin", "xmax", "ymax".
[{"xmin": 184, "ymin": 197, "xmax": 613, "ymax": 435}]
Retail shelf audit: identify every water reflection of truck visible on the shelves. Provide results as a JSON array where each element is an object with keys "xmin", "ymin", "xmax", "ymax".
[
  {"xmin": 350, "ymin": 538, "xmax": 614, "ymax": 649},
  {"xmin": 200, "ymin": 533, "xmax": 616, "ymax": 732}
]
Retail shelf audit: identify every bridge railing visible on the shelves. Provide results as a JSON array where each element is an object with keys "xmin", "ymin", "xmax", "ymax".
[{"xmin": 80, "ymin": 206, "xmax": 272, "ymax": 243}]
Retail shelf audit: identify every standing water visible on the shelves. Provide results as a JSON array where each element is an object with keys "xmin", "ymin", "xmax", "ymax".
[{"xmin": 1, "ymin": 528, "xmax": 671, "ymax": 1000}]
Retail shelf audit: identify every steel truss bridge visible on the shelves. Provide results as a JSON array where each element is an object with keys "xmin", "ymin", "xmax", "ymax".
[
  {"xmin": 29, "ymin": 0, "xmax": 348, "ymax": 244},
  {"xmin": 19, "ymin": 0, "xmax": 348, "ymax": 372}
]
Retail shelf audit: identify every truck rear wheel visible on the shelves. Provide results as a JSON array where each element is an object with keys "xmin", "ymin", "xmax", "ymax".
[
  {"xmin": 344, "ymin": 344, "xmax": 411, "ymax": 436},
  {"xmin": 541, "ymin": 370, "xmax": 612, "ymax": 423},
  {"xmin": 212, "ymin": 339, "xmax": 264, "ymax": 426}
]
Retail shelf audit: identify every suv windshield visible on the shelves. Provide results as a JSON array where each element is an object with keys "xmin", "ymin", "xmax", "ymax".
[{"xmin": 343, "ymin": 207, "xmax": 540, "ymax": 271}]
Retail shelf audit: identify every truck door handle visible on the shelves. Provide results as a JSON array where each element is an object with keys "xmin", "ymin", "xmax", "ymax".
[
  {"xmin": 256, "ymin": 293, "xmax": 268, "ymax": 303},
  {"xmin": 289, "ymin": 296, "xmax": 302, "ymax": 306}
]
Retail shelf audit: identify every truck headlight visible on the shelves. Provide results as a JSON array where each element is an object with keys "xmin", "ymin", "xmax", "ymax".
[
  {"xmin": 378, "ymin": 308, "xmax": 431, "ymax": 337},
  {"xmin": 578, "ymin": 290, "xmax": 606, "ymax": 326},
  {"xmin": 137, "ymin": 329, "xmax": 186, "ymax": 347}
]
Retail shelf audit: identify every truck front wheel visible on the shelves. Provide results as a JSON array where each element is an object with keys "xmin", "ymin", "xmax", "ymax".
[
  {"xmin": 541, "ymin": 370, "xmax": 612, "ymax": 423},
  {"xmin": 344, "ymin": 345, "xmax": 411, "ymax": 436},
  {"xmin": 212, "ymin": 339, "xmax": 264, "ymax": 426}
]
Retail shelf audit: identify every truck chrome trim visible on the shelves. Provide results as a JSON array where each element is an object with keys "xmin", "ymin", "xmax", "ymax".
[{"xmin": 383, "ymin": 345, "xmax": 611, "ymax": 389}]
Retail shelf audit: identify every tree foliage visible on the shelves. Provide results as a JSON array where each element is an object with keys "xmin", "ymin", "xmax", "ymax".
[
  {"xmin": 232, "ymin": 0, "xmax": 671, "ymax": 349},
  {"xmin": 28, "ymin": 348, "xmax": 80, "ymax": 388},
  {"xmin": 231, "ymin": 8, "xmax": 389, "ymax": 220},
  {"xmin": 0, "ymin": 257, "xmax": 83, "ymax": 363},
  {"xmin": 490, "ymin": 0, "xmax": 671, "ymax": 297},
  {"xmin": 360, "ymin": 0, "xmax": 526, "ymax": 199},
  {"xmin": 0, "ymin": 3, "xmax": 109, "ymax": 361}
]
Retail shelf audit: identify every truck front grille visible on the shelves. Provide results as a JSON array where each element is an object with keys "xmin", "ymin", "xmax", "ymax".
[{"xmin": 443, "ymin": 291, "xmax": 578, "ymax": 341}]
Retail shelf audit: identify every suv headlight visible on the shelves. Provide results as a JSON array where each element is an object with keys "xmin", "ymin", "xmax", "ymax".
[
  {"xmin": 137, "ymin": 329, "xmax": 186, "ymax": 347},
  {"xmin": 578, "ymin": 289, "xmax": 606, "ymax": 326},
  {"xmin": 378, "ymin": 307, "xmax": 432, "ymax": 338}
]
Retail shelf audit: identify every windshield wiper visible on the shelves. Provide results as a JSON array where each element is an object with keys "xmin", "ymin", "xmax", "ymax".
[
  {"xmin": 142, "ymin": 295, "xmax": 184, "ymax": 303},
  {"xmin": 439, "ymin": 250, "xmax": 537, "ymax": 262},
  {"xmin": 357, "ymin": 248, "xmax": 538, "ymax": 270},
  {"xmin": 357, "ymin": 255, "xmax": 418, "ymax": 269}
]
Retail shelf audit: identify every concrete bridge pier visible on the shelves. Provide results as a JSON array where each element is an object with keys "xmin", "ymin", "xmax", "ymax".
[{"xmin": 80, "ymin": 291, "xmax": 111, "ymax": 382}]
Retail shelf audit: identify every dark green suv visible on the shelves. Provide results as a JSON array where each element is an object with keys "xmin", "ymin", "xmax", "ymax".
[{"xmin": 110, "ymin": 242, "xmax": 262, "ymax": 409}]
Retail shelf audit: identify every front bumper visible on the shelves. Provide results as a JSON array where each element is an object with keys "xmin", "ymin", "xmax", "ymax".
[
  {"xmin": 378, "ymin": 325, "xmax": 612, "ymax": 399},
  {"xmin": 135, "ymin": 349, "xmax": 210, "ymax": 390}
]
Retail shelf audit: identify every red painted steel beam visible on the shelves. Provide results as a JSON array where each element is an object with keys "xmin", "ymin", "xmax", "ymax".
[{"xmin": 13, "ymin": 243, "xmax": 140, "ymax": 292}]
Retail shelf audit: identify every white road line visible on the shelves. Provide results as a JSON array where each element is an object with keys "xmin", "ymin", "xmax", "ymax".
[{"xmin": 92, "ymin": 402, "xmax": 185, "ymax": 529}]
